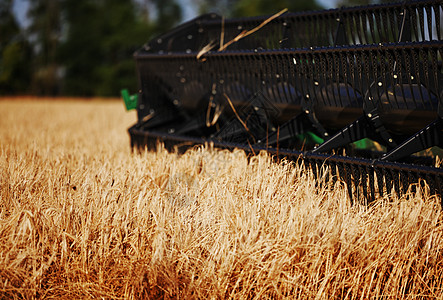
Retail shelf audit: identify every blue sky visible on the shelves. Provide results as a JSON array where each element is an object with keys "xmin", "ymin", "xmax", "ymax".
[
  {"xmin": 12, "ymin": 0, "xmax": 30, "ymax": 28},
  {"xmin": 12, "ymin": 0, "xmax": 340, "ymax": 27}
]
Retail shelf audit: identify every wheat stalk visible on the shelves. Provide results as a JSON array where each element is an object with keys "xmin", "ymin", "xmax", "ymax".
[{"xmin": 0, "ymin": 99, "xmax": 442, "ymax": 299}]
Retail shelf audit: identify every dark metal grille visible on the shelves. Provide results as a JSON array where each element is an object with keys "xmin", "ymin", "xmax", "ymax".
[
  {"xmin": 130, "ymin": 0, "xmax": 443, "ymax": 204},
  {"xmin": 136, "ymin": 42, "xmax": 441, "ymax": 132},
  {"xmin": 143, "ymin": 0, "xmax": 442, "ymax": 53}
]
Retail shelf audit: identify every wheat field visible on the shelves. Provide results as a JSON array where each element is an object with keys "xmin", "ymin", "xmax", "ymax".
[{"xmin": 0, "ymin": 98, "xmax": 442, "ymax": 299}]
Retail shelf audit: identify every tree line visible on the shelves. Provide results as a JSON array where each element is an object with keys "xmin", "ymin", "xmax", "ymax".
[{"xmin": 0, "ymin": 0, "xmax": 377, "ymax": 97}]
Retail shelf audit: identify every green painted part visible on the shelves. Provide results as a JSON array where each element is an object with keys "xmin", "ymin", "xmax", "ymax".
[
  {"xmin": 353, "ymin": 138, "xmax": 371, "ymax": 149},
  {"xmin": 352, "ymin": 138, "xmax": 387, "ymax": 152},
  {"xmin": 295, "ymin": 131, "xmax": 324, "ymax": 144},
  {"xmin": 306, "ymin": 131, "xmax": 324, "ymax": 144},
  {"xmin": 121, "ymin": 89, "xmax": 138, "ymax": 111}
]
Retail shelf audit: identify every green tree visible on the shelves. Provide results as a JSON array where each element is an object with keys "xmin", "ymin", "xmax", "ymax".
[
  {"xmin": 0, "ymin": 0, "xmax": 32, "ymax": 95},
  {"xmin": 23, "ymin": 0, "xmax": 183, "ymax": 97},
  {"xmin": 0, "ymin": 0, "xmax": 18, "ymax": 50},
  {"xmin": 27, "ymin": 0, "xmax": 62, "ymax": 95},
  {"xmin": 336, "ymin": 0, "xmax": 394, "ymax": 7},
  {"xmin": 59, "ymin": 0, "xmax": 155, "ymax": 96},
  {"xmin": 232, "ymin": 0, "xmax": 323, "ymax": 17},
  {"xmin": 152, "ymin": 0, "xmax": 182, "ymax": 32},
  {"xmin": 194, "ymin": 0, "xmax": 323, "ymax": 17},
  {"xmin": 193, "ymin": 0, "xmax": 238, "ymax": 16},
  {"xmin": 59, "ymin": 0, "xmax": 184, "ymax": 97}
]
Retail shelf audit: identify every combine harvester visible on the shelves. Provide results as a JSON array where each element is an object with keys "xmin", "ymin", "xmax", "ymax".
[{"xmin": 123, "ymin": 0, "xmax": 443, "ymax": 204}]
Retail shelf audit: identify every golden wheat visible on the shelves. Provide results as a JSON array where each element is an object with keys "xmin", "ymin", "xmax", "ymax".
[{"xmin": 0, "ymin": 99, "xmax": 442, "ymax": 299}]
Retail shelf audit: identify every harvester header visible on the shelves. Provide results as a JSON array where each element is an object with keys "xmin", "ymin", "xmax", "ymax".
[{"xmin": 125, "ymin": 0, "xmax": 443, "ymax": 204}]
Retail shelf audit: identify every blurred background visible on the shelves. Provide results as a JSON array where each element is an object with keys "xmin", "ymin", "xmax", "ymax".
[{"xmin": 1, "ymin": 0, "xmax": 388, "ymax": 97}]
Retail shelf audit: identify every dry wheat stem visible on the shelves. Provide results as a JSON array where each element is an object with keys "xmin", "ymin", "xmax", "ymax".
[
  {"xmin": 0, "ymin": 99, "xmax": 442, "ymax": 299},
  {"xmin": 218, "ymin": 8, "xmax": 288, "ymax": 51},
  {"xmin": 197, "ymin": 8, "xmax": 288, "ymax": 60}
]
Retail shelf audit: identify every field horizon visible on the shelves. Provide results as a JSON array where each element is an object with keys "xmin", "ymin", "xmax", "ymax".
[{"xmin": 1, "ymin": 99, "xmax": 442, "ymax": 299}]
